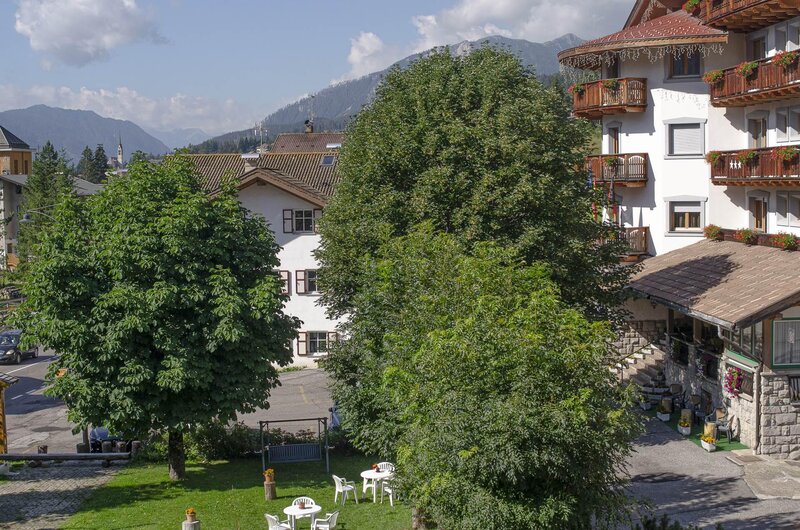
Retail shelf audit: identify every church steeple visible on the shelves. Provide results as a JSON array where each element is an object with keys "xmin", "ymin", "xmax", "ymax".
[{"xmin": 117, "ymin": 133, "xmax": 123, "ymax": 166}]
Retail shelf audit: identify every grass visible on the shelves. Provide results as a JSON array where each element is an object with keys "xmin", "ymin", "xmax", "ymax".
[
  {"xmin": 643, "ymin": 408, "xmax": 748, "ymax": 451},
  {"xmin": 64, "ymin": 455, "xmax": 410, "ymax": 530}
]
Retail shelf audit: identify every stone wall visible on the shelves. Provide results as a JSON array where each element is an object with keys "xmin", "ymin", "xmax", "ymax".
[
  {"xmin": 614, "ymin": 320, "xmax": 666, "ymax": 356},
  {"xmin": 759, "ymin": 371, "xmax": 800, "ymax": 460}
]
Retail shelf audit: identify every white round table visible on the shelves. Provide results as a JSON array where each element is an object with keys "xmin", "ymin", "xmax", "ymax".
[
  {"xmin": 360, "ymin": 469, "xmax": 394, "ymax": 503},
  {"xmin": 283, "ymin": 504, "xmax": 322, "ymax": 530}
]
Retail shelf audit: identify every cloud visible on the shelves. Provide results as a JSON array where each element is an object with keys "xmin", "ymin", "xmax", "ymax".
[
  {"xmin": 14, "ymin": 0, "xmax": 164, "ymax": 67},
  {"xmin": 337, "ymin": 0, "xmax": 632, "ymax": 80},
  {"xmin": 0, "ymin": 84, "xmax": 257, "ymax": 135}
]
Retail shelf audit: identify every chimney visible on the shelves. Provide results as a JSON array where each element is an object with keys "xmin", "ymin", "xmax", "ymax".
[
  {"xmin": 304, "ymin": 119, "xmax": 314, "ymax": 134},
  {"xmin": 241, "ymin": 153, "xmax": 259, "ymax": 172}
]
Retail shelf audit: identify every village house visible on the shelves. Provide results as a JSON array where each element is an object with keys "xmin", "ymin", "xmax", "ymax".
[{"xmin": 559, "ymin": 0, "xmax": 800, "ymax": 458}]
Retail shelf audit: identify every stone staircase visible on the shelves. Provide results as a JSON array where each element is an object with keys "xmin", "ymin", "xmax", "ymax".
[{"xmin": 613, "ymin": 343, "xmax": 672, "ymax": 404}]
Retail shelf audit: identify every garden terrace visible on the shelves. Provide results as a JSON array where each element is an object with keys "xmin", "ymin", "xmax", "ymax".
[
  {"xmin": 710, "ymin": 146, "xmax": 800, "ymax": 185},
  {"xmin": 700, "ymin": 0, "xmax": 800, "ymax": 32},
  {"xmin": 586, "ymin": 153, "xmax": 649, "ymax": 187},
  {"xmin": 709, "ymin": 56, "xmax": 800, "ymax": 107},
  {"xmin": 572, "ymin": 79, "xmax": 647, "ymax": 119}
]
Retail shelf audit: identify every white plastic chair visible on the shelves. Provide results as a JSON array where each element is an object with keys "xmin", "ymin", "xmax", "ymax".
[
  {"xmin": 380, "ymin": 479, "xmax": 397, "ymax": 507},
  {"xmin": 332, "ymin": 474, "xmax": 358, "ymax": 505},
  {"xmin": 311, "ymin": 511, "xmax": 339, "ymax": 530},
  {"xmin": 291, "ymin": 497, "xmax": 317, "ymax": 525},
  {"xmin": 377, "ymin": 462, "xmax": 395, "ymax": 472},
  {"xmin": 265, "ymin": 513, "xmax": 292, "ymax": 530}
]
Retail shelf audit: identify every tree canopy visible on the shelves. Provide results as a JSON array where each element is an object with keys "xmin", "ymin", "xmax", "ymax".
[
  {"xmin": 316, "ymin": 48, "xmax": 630, "ymax": 323},
  {"xmin": 13, "ymin": 155, "xmax": 299, "ymax": 478}
]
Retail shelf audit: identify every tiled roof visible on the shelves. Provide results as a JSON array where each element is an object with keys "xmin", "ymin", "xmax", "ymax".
[
  {"xmin": 187, "ymin": 152, "xmax": 340, "ymax": 200},
  {"xmin": 559, "ymin": 10, "xmax": 727, "ymax": 65},
  {"xmin": 628, "ymin": 240, "xmax": 800, "ymax": 328},
  {"xmin": 0, "ymin": 126, "xmax": 30, "ymax": 151},
  {"xmin": 0, "ymin": 371, "xmax": 19, "ymax": 387},
  {"xmin": 270, "ymin": 133, "xmax": 344, "ymax": 153}
]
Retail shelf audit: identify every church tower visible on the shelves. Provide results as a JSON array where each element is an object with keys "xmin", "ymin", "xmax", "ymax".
[{"xmin": 117, "ymin": 134, "xmax": 123, "ymax": 166}]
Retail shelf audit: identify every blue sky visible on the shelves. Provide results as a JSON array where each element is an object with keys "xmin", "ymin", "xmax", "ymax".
[{"xmin": 0, "ymin": 0, "xmax": 630, "ymax": 135}]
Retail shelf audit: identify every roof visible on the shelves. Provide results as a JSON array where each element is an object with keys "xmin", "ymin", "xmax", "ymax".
[
  {"xmin": 0, "ymin": 126, "xmax": 31, "ymax": 151},
  {"xmin": 558, "ymin": 10, "xmax": 727, "ymax": 67},
  {"xmin": 0, "ymin": 174, "xmax": 103, "ymax": 196},
  {"xmin": 624, "ymin": 0, "xmax": 686, "ymax": 29},
  {"xmin": 188, "ymin": 152, "xmax": 340, "ymax": 201},
  {"xmin": 270, "ymin": 132, "xmax": 344, "ymax": 153},
  {"xmin": 0, "ymin": 371, "xmax": 19, "ymax": 388},
  {"xmin": 628, "ymin": 239, "xmax": 800, "ymax": 329}
]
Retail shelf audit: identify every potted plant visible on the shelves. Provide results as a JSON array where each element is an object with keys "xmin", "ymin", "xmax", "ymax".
[
  {"xmin": 371, "ymin": 463, "xmax": 379, "ymax": 470},
  {"xmin": 735, "ymin": 228, "xmax": 758, "ymax": 245},
  {"xmin": 771, "ymin": 232, "xmax": 799, "ymax": 251},
  {"xmin": 736, "ymin": 150, "xmax": 758, "ymax": 165},
  {"xmin": 657, "ymin": 403, "xmax": 671, "ymax": 422},
  {"xmin": 775, "ymin": 145, "xmax": 799, "ymax": 163},
  {"xmin": 703, "ymin": 224, "xmax": 723, "ymax": 241},
  {"xmin": 702, "ymin": 70, "xmax": 724, "ymax": 85},
  {"xmin": 773, "ymin": 50, "xmax": 799, "ymax": 69},
  {"xmin": 185, "ymin": 508, "xmax": 197, "ymax": 523},
  {"xmin": 705, "ymin": 151, "xmax": 722, "ymax": 166},
  {"xmin": 683, "ymin": 0, "xmax": 702, "ymax": 13},
  {"xmin": 263, "ymin": 468, "xmax": 275, "ymax": 483},
  {"xmin": 678, "ymin": 418, "xmax": 691, "ymax": 436},
  {"xmin": 724, "ymin": 366, "xmax": 743, "ymax": 398},
  {"xmin": 568, "ymin": 83, "xmax": 585, "ymax": 96},
  {"xmin": 701, "ymin": 434, "xmax": 717, "ymax": 452},
  {"xmin": 263, "ymin": 468, "xmax": 277, "ymax": 500},
  {"xmin": 602, "ymin": 78, "xmax": 620, "ymax": 91},
  {"xmin": 735, "ymin": 61, "xmax": 759, "ymax": 78},
  {"xmin": 298, "ymin": 500, "xmax": 307, "ymax": 510}
]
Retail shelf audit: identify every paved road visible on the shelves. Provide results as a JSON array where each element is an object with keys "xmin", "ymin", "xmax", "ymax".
[{"xmin": 628, "ymin": 417, "xmax": 800, "ymax": 529}]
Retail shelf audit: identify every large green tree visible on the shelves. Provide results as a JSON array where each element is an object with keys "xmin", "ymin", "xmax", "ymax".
[
  {"xmin": 17, "ymin": 141, "xmax": 72, "ymax": 262},
  {"xmin": 90, "ymin": 144, "xmax": 110, "ymax": 183},
  {"xmin": 13, "ymin": 155, "xmax": 299, "ymax": 479},
  {"xmin": 76, "ymin": 145, "xmax": 95, "ymax": 180},
  {"xmin": 325, "ymin": 228, "xmax": 641, "ymax": 528},
  {"xmin": 316, "ymin": 48, "xmax": 630, "ymax": 322}
]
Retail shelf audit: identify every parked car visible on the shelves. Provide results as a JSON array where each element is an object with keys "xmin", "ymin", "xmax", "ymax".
[{"xmin": 0, "ymin": 330, "xmax": 37, "ymax": 365}]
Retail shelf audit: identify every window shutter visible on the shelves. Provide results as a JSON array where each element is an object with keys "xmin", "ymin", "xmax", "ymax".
[
  {"xmin": 283, "ymin": 210, "xmax": 294, "ymax": 233},
  {"xmin": 279, "ymin": 270, "xmax": 290, "ymax": 295},
  {"xmin": 297, "ymin": 332, "xmax": 307, "ymax": 356},
  {"xmin": 327, "ymin": 332, "xmax": 338, "ymax": 344},
  {"xmin": 295, "ymin": 270, "xmax": 306, "ymax": 294},
  {"xmin": 777, "ymin": 192, "xmax": 789, "ymax": 226},
  {"xmin": 669, "ymin": 124, "xmax": 702, "ymax": 155},
  {"xmin": 778, "ymin": 110, "xmax": 789, "ymax": 142},
  {"xmin": 313, "ymin": 209, "xmax": 323, "ymax": 233}
]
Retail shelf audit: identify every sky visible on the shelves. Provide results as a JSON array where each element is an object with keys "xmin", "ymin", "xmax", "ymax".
[{"xmin": 0, "ymin": 0, "xmax": 632, "ymax": 136}]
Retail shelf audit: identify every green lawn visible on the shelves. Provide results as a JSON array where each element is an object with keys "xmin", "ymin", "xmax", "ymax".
[
  {"xmin": 64, "ymin": 456, "xmax": 411, "ymax": 530},
  {"xmin": 643, "ymin": 408, "xmax": 748, "ymax": 451}
]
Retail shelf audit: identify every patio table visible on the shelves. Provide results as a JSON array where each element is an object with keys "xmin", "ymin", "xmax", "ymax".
[
  {"xmin": 283, "ymin": 504, "xmax": 322, "ymax": 530},
  {"xmin": 360, "ymin": 468, "xmax": 394, "ymax": 503}
]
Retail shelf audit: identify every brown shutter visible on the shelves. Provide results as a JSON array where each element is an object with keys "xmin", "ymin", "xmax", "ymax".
[
  {"xmin": 313, "ymin": 209, "xmax": 323, "ymax": 233},
  {"xmin": 279, "ymin": 270, "xmax": 290, "ymax": 295},
  {"xmin": 295, "ymin": 270, "xmax": 306, "ymax": 294},
  {"xmin": 297, "ymin": 332, "xmax": 307, "ymax": 356},
  {"xmin": 283, "ymin": 210, "xmax": 294, "ymax": 233}
]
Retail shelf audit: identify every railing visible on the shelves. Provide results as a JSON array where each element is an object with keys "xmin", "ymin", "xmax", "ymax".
[
  {"xmin": 623, "ymin": 227, "xmax": 648, "ymax": 255},
  {"xmin": 710, "ymin": 56, "xmax": 800, "ymax": 105},
  {"xmin": 710, "ymin": 146, "xmax": 800, "ymax": 184},
  {"xmin": 703, "ymin": 0, "xmax": 772, "ymax": 20},
  {"xmin": 586, "ymin": 153, "xmax": 649, "ymax": 185},
  {"xmin": 699, "ymin": 0, "xmax": 800, "ymax": 31},
  {"xmin": 572, "ymin": 78, "xmax": 647, "ymax": 118}
]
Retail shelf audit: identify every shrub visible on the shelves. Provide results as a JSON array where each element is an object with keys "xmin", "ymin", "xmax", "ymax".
[
  {"xmin": 703, "ymin": 224, "xmax": 723, "ymax": 241},
  {"xmin": 771, "ymin": 232, "xmax": 798, "ymax": 251},
  {"xmin": 702, "ymin": 70, "xmax": 724, "ymax": 85},
  {"xmin": 734, "ymin": 228, "xmax": 758, "ymax": 245}
]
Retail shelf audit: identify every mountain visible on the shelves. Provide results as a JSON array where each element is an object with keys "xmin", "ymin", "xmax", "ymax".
[
  {"xmin": 0, "ymin": 105, "xmax": 170, "ymax": 163},
  {"xmin": 146, "ymin": 127, "xmax": 211, "ymax": 150},
  {"xmin": 194, "ymin": 34, "xmax": 584, "ymax": 152}
]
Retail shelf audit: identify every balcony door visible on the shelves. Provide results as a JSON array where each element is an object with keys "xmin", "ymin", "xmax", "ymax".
[
  {"xmin": 608, "ymin": 126, "xmax": 620, "ymax": 154},
  {"xmin": 748, "ymin": 37, "xmax": 767, "ymax": 61},
  {"xmin": 748, "ymin": 117, "xmax": 767, "ymax": 149}
]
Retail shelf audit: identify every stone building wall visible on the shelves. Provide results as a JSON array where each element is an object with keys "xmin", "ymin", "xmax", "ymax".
[
  {"xmin": 759, "ymin": 371, "xmax": 800, "ymax": 460},
  {"xmin": 614, "ymin": 320, "xmax": 666, "ymax": 356}
]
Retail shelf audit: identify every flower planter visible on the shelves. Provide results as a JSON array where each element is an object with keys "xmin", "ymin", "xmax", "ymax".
[
  {"xmin": 678, "ymin": 425, "xmax": 691, "ymax": 436},
  {"xmin": 640, "ymin": 401, "xmax": 652, "ymax": 411},
  {"xmin": 701, "ymin": 440, "xmax": 717, "ymax": 452},
  {"xmin": 657, "ymin": 412, "xmax": 671, "ymax": 422}
]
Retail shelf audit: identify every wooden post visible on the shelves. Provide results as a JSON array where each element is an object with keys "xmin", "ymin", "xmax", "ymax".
[
  {"xmin": 264, "ymin": 480, "xmax": 277, "ymax": 500},
  {"xmin": 0, "ymin": 386, "xmax": 7, "ymax": 455}
]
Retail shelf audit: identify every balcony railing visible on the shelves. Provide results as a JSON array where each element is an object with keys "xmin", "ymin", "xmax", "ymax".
[
  {"xmin": 700, "ymin": 0, "xmax": 800, "ymax": 31},
  {"xmin": 710, "ymin": 56, "xmax": 800, "ymax": 107},
  {"xmin": 572, "ymin": 78, "xmax": 647, "ymax": 119},
  {"xmin": 623, "ymin": 227, "xmax": 648, "ymax": 255},
  {"xmin": 710, "ymin": 146, "xmax": 800, "ymax": 185},
  {"xmin": 586, "ymin": 153, "xmax": 649, "ymax": 187}
]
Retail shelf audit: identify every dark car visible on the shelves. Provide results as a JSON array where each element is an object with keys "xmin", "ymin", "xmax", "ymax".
[{"xmin": 0, "ymin": 330, "xmax": 37, "ymax": 365}]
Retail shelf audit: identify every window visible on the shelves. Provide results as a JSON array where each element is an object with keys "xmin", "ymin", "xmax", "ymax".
[
  {"xmin": 749, "ymin": 195, "xmax": 767, "ymax": 232},
  {"xmin": 667, "ymin": 123, "xmax": 703, "ymax": 157},
  {"xmin": 606, "ymin": 59, "xmax": 619, "ymax": 79},
  {"xmin": 777, "ymin": 109, "xmax": 789, "ymax": 142},
  {"xmin": 273, "ymin": 270, "xmax": 290, "ymax": 295},
  {"xmin": 723, "ymin": 322, "xmax": 763, "ymax": 360},
  {"xmin": 669, "ymin": 52, "xmax": 700, "ymax": 78},
  {"xmin": 791, "ymin": 24, "xmax": 800, "ymax": 51},
  {"xmin": 282, "ymin": 209, "xmax": 322, "ymax": 233},
  {"xmin": 608, "ymin": 126, "xmax": 620, "ymax": 154},
  {"xmin": 777, "ymin": 191, "xmax": 800, "ymax": 227},
  {"xmin": 748, "ymin": 36, "xmax": 767, "ymax": 60},
  {"xmin": 295, "ymin": 269, "xmax": 319, "ymax": 294},
  {"xmin": 669, "ymin": 201, "xmax": 702, "ymax": 231},
  {"xmin": 297, "ymin": 331, "xmax": 338, "ymax": 355},
  {"xmin": 748, "ymin": 117, "xmax": 767, "ymax": 148},
  {"xmin": 773, "ymin": 320, "xmax": 800, "ymax": 366},
  {"xmin": 320, "ymin": 155, "xmax": 336, "ymax": 166},
  {"xmin": 777, "ymin": 26, "xmax": 788, "ymax": 52},
  {"xmin": 790, "ymin": 376, "xmax": 800, "ymax": 402}
]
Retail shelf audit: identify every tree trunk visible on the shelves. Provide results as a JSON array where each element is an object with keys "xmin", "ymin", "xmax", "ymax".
[
  {"xmin": 412, "ymin": 507, "xmax": 430, "ymax": 529},
  {"xmin": 168, "ymin": 429, "xmax": 186, "ymax": 480}
]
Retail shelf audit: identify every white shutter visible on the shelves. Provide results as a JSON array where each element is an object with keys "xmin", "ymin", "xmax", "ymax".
[
  {"xmin": 279, "ymin": 270, "xmax": 290, "ymax": 294},
  {"xmin": 297, "ymin": 332, "xmax": 307, "ymax": 356},
  {"xmin": 313, "ymin": 209, "xmax": 323, "ymax": 233},
  {"xmin": 669, "ymin": 124, "xmax": 702, "ymax": 155},
  {"xmin": 295, "ymin": 270, "xmax": 307, "ymax": 294},
  {"xmin": 283, "ymin": 210, "xmax": 294, "ymax": 233},
  {"xmin": 777, "ymin": 192, "xmax": 789, "ymax": 226}
]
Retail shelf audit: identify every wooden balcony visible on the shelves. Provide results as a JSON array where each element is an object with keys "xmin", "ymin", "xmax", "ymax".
[
  {"xmin": 623, "ymin": 227, "xmax": 649, "ymax": 256},
  {"xmin": 586, "ymin": 153, "xmax": 649, "ymax": 188},
  {"xmin": 700, "ymin": 0, "xmax": 800, "ymax": 32},
  {"xmin": 572, "ymin": 78, "xmax": 647, "ymax": 119},
  {"xmin": 710, "ymin": 146, "xmax": 800, "ymax": 185},
  {"xmin": 710, "ymin": 56, "xmax": 800, "ymax": 107}
]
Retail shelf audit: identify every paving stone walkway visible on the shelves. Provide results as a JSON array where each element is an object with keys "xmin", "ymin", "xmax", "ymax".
[{"xmin": 0, "ymin": 461, "xmax": 121, "ymax": 530}]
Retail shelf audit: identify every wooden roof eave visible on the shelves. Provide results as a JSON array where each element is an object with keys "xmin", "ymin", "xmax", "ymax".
[
  {"xmin": 558, "ymin": 34, "xmax": 729, "ymax": 68},
  {"xmin": 208, "ymin": 167, "xmax": 328, "ymax": 207}
]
